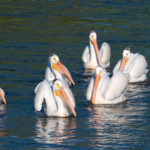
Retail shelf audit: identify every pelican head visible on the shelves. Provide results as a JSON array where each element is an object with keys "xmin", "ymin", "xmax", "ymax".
[
  {"xmin": 119, "ymin": 47, "xmax": 130, "ymax": 70},
  {"xmin": 0, "ymin": 88, "xmax": 7, "ymax": 104},
  {"xmin": 89, "ymin": 31, "xmax": 97, "ymax": 42},
  {"xmin": 91, "ymin": 67, "xmax": 103, "ymax": 104},
  {"xmin": 50, "ymin": 54, "xmax": 60, "ymax": 64},
  {"xmin": 49, "ymin": 54, "xmax": 75, "ymax": 85},
  {"xmin": 53, "ymin": 80, "xmax": 76, "ymax": 117},
  {"xmin": 89, "ymin": 31, "xmax": 102, "ymax": 66}
]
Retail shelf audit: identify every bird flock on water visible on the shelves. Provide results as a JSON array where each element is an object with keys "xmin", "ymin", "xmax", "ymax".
[{"xmin": 0, "ymin": 31, "xmax": 148, "ymax": 118}]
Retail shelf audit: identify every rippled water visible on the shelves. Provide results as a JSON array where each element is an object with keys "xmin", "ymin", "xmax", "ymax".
[{"xmin": 0, "ymin": 0, "xmax": 150, "ymax": 149}]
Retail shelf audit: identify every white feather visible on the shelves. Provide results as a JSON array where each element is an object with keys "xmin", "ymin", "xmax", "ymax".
[
  {"xmin": 82, "ymin": 46, "xmax": 90, "ymax": 63},
  {"xmin": 86, "ymin": 77, "xmax": 94, "ymax": 101},
  {"xmin": 100, "ymin": 42, "xmax": 111, "ymax": 67},
  {"xmin": 105, "ymin": 72, "xmax": 129, "ymax": 100},
  {"xmin": 34, "ymin": 80, "xmax": 57, "ymax": 112},
  {"xmin": 129, "ymin": 54, "xmax": 147, "ymax": 78},
  {"xmin": 113, "ymin": 60, "xmax": 121, "ymax": 74},
  {"xmin": 45, "ymin": 67, "xmax": 55, "ymax": 81}
]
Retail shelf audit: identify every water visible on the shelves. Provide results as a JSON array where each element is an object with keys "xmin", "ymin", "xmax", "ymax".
[{"xmin": 0, "ymin": 0, "xmax": 150, "ymax": 149}]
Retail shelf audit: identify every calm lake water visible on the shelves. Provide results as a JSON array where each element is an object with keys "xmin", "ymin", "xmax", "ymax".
[{"xmin": 0, "ymin": 0, "xmax": 150, "ymax": 149}]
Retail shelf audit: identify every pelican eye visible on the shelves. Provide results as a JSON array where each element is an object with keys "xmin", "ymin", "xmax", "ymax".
[
  {"xmin": 126, "ymin": 53, "xmax": 128, "ymax": 58},
  {"xmin": 56, "ymin": 83, "xmax": 60, "ymax": 89},
  {"xmin": 53, "ymin": 58, "xmax": 57, "ymax": 63},
  {"xmin": 54, "ymin": 90, "xmax": 60, "ymax": 96},
  {"xmin": 99, "ymin": 70, "xmax": 102, "ymax": 75},
  {"xmin": 92, "ymin": 35, "xmax": 94, "ymax": 40}
]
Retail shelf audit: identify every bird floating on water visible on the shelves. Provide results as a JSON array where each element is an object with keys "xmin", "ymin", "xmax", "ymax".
[
  {"xmin": 113, "ymin": 47, "xmax": 148, "ymax": 83},
  {"xmin": 45, "ymin": 54, "xmax": 75, "ymax": 86},
  {"xmin": 82, "ymin": 31, "xmax": 111, "ymax": 70},
  {"xmin": 86, "ymin": 67, "xmax": 129, "ymax": 104},
  {"xmin": 34, "ymin": 79, "xmax": 76, "ymax": 117}
]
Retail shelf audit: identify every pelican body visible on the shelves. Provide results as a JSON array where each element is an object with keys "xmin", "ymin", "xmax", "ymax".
[
  {"xmin": 113, "ymin": 47, "xmax": 148, "ymax": 83},
  {"xmin": 34, "ymin": 79, "xmax": 76, "ymax": 117},
  {"xmin": 0, "ymin": 88, "xmax": 6, "ymax": 104},
  {"xmin": 82, "ymin": 31, "xmax": 111, "ymax": 70},
  {"xmin": 86, "ymin": 67, "xmax": 129, "ymax": 104},
  {"xmin": 45, "ymin": 54, "xmax": 75, "ymax": 86}
]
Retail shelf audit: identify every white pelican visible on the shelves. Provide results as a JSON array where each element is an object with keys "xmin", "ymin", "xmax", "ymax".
[
  {"xmin": 34, "ymin": 79, "xmax": 76, "ymax": 117},
  {"xmin": 45, "ymin": 54, "xmax": 75, "ymax": 86},
  {"xmin": 82, "ymin": 31, "xmax": 111, "ymax": 70},
  {"xmin": 113, "ymin": 47, "xmax": 148, "ymax": 83},
  {"xmin": 86, "ymin": 67, "xmax": 129, "ymax": 104},
  {"xmin": 0, "ymin": 88, "xmax": 6, "ymax": 104}
]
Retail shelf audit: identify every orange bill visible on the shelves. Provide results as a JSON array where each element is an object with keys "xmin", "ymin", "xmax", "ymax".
[
  {"xmin": 59, "ymin": 87, "xmax": 76, "ymax": 117},
  {"xmin": 57, "ymin": 61, "xmax": 75, "ymax": 85},
  {"xmin": 91, "ymin": 75, "xmax": 101, "ymax": 104},
  {"xmin": 92, "ymin": 40, "xmax": 102, "ymax": 66},
  {"xmin": 0, "ymin": 92, "xmax": 6, "ymax": 104},
  {"xmin": 119, "ymin": 57, "xmax": 128, "ymax": 71}
]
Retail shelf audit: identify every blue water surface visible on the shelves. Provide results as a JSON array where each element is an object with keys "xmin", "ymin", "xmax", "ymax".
[{"xmin": 0, "ymin": 0, "xmax": 150, "ymax": 149}]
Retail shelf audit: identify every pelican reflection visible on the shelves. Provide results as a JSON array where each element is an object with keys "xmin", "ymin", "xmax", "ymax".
[
  {"xmin": 0, "ymin": 105, "xmax": 7, "ymax": 137},
  {"xmin": 87, "ymin": 104, "xmax": 128, "ymax": 130},
  {"xmin": 34, "ymin": 117, "xmax": 76, "ymax": 144}
]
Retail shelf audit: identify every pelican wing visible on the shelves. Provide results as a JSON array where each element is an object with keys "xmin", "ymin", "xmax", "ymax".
[
  {"xmin": 128, "ymin": 54, "xmax": 148, "ymax": 78},
  {"xmin": 34, "ymin": 81, "xmax": 46, "ymax": 111},
  {"xmin": 86, "ymin": 76, "xmax": 94, "ymax": 101},
  {"xmin": 100, "ymin": 42, "xmax": 111, "ymax": 64},
  {"xmin": 34, "ymin": 80, "xmax": 53, "ymax": 94},
  {"xmin": 99, "ymin": 75, "xmax": 110, "ymax": 97},
  {"xmin": 34, "ymin": 80, "xmax": 57, "ymax": 112},
  {"xmin": 82, "ymin": 45, "xmax": 90, "ymax": 63},
  {"xmin": 105, "ymin": 71, "xmax": 129, "ymax": 100},
  {"xmin": 113, "ymin": 59, "xmax": 121, "ymax": 74},
  {"xmin": 34, "ymin": 81, "xmax": 43, "ymax": 94}
]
